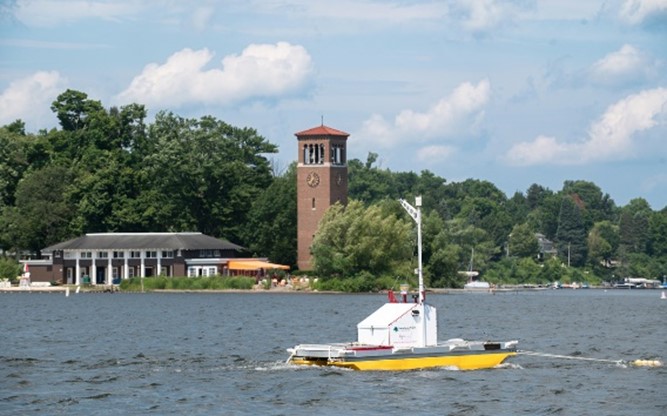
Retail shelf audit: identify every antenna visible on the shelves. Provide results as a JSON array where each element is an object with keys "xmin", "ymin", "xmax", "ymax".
[
  {"xmin": 399, "ymin": 197, "xmax": 424, "ymax": 305},
  {"xmin": 321, "ymin": 115, "xmax": 324, "ymax": 126}
]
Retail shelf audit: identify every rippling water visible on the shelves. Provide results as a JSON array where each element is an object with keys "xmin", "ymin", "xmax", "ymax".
[{"xmin": 1, "ymin": 290, "xmax": 665, "ymax": 415}]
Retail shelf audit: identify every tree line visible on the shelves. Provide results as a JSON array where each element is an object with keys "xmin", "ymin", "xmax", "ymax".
[{"xmin": 1, "ymin": 89, "xmax": 666, "ymax": 288}]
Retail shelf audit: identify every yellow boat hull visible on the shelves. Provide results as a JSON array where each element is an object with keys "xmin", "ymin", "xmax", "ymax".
[{"xmin": 291, "ymin": 351, "xmax": 516, "ymax": 371}]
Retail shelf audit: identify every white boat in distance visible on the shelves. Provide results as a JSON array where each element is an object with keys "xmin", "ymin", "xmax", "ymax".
[
  {"xmin": 461, "ymin": 249, "xmax": 491, "ymax": 289},
  {"xmin": 464, "ymin": 280, "xmax": 491, "ymax": 289}
]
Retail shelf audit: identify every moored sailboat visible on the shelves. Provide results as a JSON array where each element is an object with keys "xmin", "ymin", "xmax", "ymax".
[{"xmin": 462, "ymin": 248, "xmax": 491, "ymax": 290}]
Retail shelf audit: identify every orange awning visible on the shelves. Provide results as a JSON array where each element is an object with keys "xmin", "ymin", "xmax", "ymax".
[{"xmin": 227, "ymin": 260, "xmax": 290, "ymax": 271}]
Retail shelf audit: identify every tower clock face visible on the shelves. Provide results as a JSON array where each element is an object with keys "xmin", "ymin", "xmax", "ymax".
[{"xmin": 306, "ymin": 171, "xmax": 320, "ymax": 187}]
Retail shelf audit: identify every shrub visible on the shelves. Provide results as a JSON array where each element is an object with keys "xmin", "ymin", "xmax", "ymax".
[
  {"xmin": 118, "ymin": 275, "xmax": 255, "ymax": 291},
  {"xmin": 0, "ymin": 258, "xmax": 21, "ymax": 282}
]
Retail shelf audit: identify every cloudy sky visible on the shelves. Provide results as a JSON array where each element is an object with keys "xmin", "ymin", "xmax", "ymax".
[{"xmin": 1, "ymin": 0, "xmax": 667, "ymax": 209}]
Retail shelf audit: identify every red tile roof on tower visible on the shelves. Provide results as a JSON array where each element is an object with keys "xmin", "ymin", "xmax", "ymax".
[{"xmin": 295, "ymin": 125, "xmax": 349, "ymax": 137}]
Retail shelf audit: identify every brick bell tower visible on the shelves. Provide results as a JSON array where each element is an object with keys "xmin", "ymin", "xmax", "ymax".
[{"xmin": 295, "ymin": 124, "xmax": 349, "ymax": 270}]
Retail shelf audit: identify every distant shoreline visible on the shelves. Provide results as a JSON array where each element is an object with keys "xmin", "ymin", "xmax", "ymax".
[{"xmin": 2, "ymin": 285, "xmax": 661, "ymax": 294}]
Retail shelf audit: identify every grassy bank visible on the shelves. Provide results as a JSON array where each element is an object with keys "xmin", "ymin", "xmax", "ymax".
[{"xmin": 119, "ymin": 276, "xmax": 256, "ymax": 292}]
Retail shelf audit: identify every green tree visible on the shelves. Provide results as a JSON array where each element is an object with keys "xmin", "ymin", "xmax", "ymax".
[
  {"xmin": 538, "ymin": 256, "xmax": 566, "ymax": 283},
  {"xmin": 50, "ymin": 89, "xmax": 105, "ymax": 132},
  {"xmin": 312, "ymin": 200, "xmax": 412, "ymax": 278},
  {"xmin": 134, "ymin": 112, "xmax": 277, "ymax": 240},
  {"xmin": 555, "ymin": 196, "xmax": 587, "ymax": 267},
  {"xmin": 617, "ymin": 198, "xmax": 652, "ymax": 277},
  {"xmin": 243, "ymin": 163, "xmax": 297, "ymax": 266},
  {"xmin": 0, "ymin": 126, "xmax": 31, "ymax": 208},
  {"xmin": 0, "ymin": 257, "xmax": 21, "ymax": 281},
  {"xmin": 561, "ymin": 180, "xmax": 616, "ymax": 228},
  {"xmin": 648, "ymin": 208, "xmax": 667, "ymax": 258},
  {"xmin": 526, "ymin": 183, "xmax": 549, "ymax": 210},
  {"xmin": 506, "ymin": 191, "xmax": 529, "ymax": 226},
  {"xmin": 5, "ymin": 165, "xmax": 75, "ymax": 253},
  {"xmin": 422, "ymin": 214, "xmax": 496, "ymax": 288},
  {"xmin": 587, "ymin": 221, "xmax": 619, "ymax": 267},
  {"xmin": 619, "ymin": 198, "xmax": 651, "ymax": 255},
  {"xmin": 509, "ymin": 223, "xmax": 539, "ymax": 258},
  {"xmin": 526, "ymin": 190, "xmax": 561, "ymax": 239},
  {"xmin": 348, "ymin": 153, "xmax": 397, "ymax": 203}
]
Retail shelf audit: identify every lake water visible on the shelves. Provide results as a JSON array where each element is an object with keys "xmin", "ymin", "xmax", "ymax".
[{"xmin": 1, "ymin": 290, "xmax": 665, "ymax": 415}]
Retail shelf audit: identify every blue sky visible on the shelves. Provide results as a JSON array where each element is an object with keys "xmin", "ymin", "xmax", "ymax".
[{"xmin": 1, "ymin": 0, "xmax": 667, "ymax": 209}]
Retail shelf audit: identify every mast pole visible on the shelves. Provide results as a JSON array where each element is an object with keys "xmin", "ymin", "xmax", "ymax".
[
  {"xmin": 398, "ymin": 196, "xmax": 424, "ymax": 302},
  {"xmin": 415, "ymin": 196, "xmax": 424, "ymax": 304}
]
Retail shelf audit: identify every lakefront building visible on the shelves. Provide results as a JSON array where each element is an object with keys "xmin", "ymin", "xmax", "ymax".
[
  {"xmin": 23, "ymin": 232, "xmax": 284, "ymax": 285},
  {"xmin": 295, "ymin": 124, "xmax": 349, "ymax": 270}
]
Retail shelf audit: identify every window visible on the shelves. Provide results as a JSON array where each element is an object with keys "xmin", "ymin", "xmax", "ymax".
[
  {"xmin": 81, "ymin": 252, "xmax": 92, "ymax": 259},
  {"xmin": 200, "ymin": 249, "xmax": 221, "ymax": 258},
  {"xmin": 112, "ymin": 267, "xmax": 119, "ymax": 279},
  {"xmin": 98, "ymin": 251, "xmax": 108, "ymax": 259},
  {"xmin": 188, "ymin": 267, "xmax": 197, "ymax": 277},
  {"xmin": 145, "ymin": 251, "xmax": 157, "ymax": 258},
  {"xmin": 303, "ymin": 143, "xmax": 325, "ymax": 165},
  {"xmin": 64, "ymin": 252, "xmax": 75, "ymax": 259},
  {"xmin": 113, "ymin": 251, "xmax": 124, "ymax": 259},
  {"xmin": 130, "ymin": 251, "xmax": 141, "ymax": 258},
  {"xmin": 161, "ymin": 250, "xmax": 174, "ymax": 258},
  {"xmin": 331, "ymin": 144, "xmax": 345, "ymax": 165},
  {"xmin": 312, "ymin": 198, "xmax": 316, "ymax": 210},
  {"xmin": 128, "ymin": 267, "xmax": 135, "ymax": 278}
]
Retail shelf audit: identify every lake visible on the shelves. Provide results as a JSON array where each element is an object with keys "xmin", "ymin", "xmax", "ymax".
[{"xmin": 1, "ymin": 289, "xmax": 665, "ymax": 415}]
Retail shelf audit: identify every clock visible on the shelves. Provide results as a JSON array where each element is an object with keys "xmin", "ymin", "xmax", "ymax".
[{"xmin": 306, "ymin": 171, "xmax": 320, "ymax": 187}]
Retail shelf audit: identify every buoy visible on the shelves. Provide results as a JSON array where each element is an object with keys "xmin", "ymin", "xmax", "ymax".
[
  {"xmin": 76, "ymin": 285, "xmax": 81, "ymax": 294},
  {"xmin": 661, "ymin": 291, "xmax": 666, "ymax": 299},
  {"xmin": 65, "ymin": 286, "xmax": 70, "ymax": 297},
  {"xmin": 630, "ymin": 359, "xmax": 663, "ymax": 367}
]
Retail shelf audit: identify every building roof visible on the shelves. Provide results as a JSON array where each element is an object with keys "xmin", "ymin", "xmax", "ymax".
[
  {"xmin": 295, "ymin": 124, "xmax": 349, "ymax": 137},
  {"xmin": 42, "ymin": 232, "xmax": 245, "ymax": 252}
]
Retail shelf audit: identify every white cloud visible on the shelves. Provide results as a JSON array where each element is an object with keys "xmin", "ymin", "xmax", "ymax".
[
  {"xmin": 0, "ymin": 71, "xmax": 65, "ymax": 129},
  {"xmin": 116, "ymin": 42, "xmax": 314, "ymax": 107},
  {"xmin": 416, "ymin": 145, "xmax": 457, "ymax": 164},
  {"xmin": 358, "ymin": 79, "xmax": 491, "ymax": 147},
  {"xmin": 590, "ymin": 44, "xmax": 658, "ymax": 85},
  {"xmin": 592, "ymin": 45, "xmax": 644, "ymax": 76},
  {"xmin": 450, "ymin": 0, "xmax": 529, "ymax": 32},
  {"xmin": 454, "ymin": 0, "xmax": 506, "ymax": 31},
  {"xmin": 504, "ymin": 87, "xmax": 667, "ymax": 166},
  {"xmin": 619, "ymin": 0, "xmax": 667, "ymax": 25}
]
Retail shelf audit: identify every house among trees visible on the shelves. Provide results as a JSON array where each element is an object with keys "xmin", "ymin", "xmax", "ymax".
[
  {"xmin": 536, "ymin": 233, "xmax": 558, "ymax": 260},
  {"xmin": 22, "ymin": 232, "xmax": 286, "ymax": 285}
]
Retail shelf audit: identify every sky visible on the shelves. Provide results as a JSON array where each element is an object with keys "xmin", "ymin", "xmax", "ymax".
[{"xmin": 1, "ymin": 0, "xmax": 667, "ymax": 209}]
